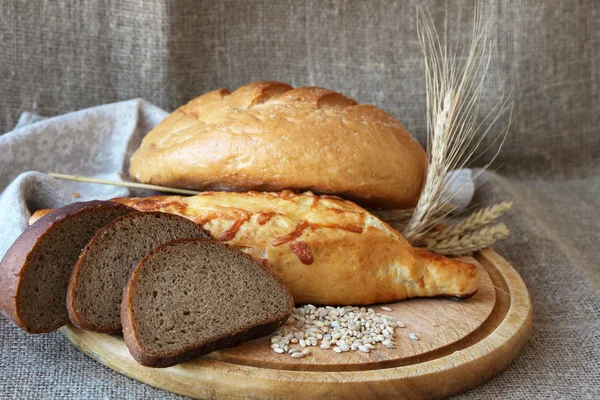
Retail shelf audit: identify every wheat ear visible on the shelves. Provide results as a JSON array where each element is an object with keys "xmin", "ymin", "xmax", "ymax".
[
  {"xmin": 426, "ymin": 223, "xmax": 509, "ymax": 256},
  {"xmin": 371, "ymin": 202, "xmax": 455, "ymax": 232},
  {"xmin": 403, "ymin": 2, "xmax": 514, "ymax": 244},
  {"xmin": 426, "ymin": 201, "xmax": 512, "ymax": 241}
]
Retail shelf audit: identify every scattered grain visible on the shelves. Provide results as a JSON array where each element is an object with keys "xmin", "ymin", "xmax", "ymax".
[
  {"xmin": 270, "ymin": 304, "xmax": 405, "ymax": 357},
  {"xmin": 358, "ymin": 345, "xmax": 370, "ymax": 353}
]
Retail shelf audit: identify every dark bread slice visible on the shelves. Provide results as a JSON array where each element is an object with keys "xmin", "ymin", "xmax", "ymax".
[
  {"xmin": 67, "ymin": 212, "xmax": 213, "ymax": 333},
  {"xmin": 0, "ymin": 201, "xmax": 135, "ymax": 333},
  {"xmin": 121, "ymin": 238, "xmax": 294, "ymax": 368}
]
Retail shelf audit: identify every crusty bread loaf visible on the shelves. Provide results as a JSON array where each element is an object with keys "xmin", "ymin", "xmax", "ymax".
[
  {"xmin": 129, "ymin": 81, "xmax": 427, "ymax": 209},
  {"xmin": 107, "ymin": 192, "xmax": 480, "ymax": 305},
  {"xmin": 121, "ymin": 239, "xmax": 294, "ymax": 368},
  {"xmin": 0, "ymin": 201, "xmax": 134, "ymax": 333},
  {"xmin": 67, "ymin": 212, "xmax": 213, "ymax": 333}
]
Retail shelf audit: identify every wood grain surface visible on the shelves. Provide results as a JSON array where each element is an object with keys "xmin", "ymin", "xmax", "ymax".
[{"xmin": 60, "ymin": 248, "xmax": 532, "ymax": 399}]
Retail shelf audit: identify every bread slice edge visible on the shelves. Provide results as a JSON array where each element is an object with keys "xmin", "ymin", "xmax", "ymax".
[
  {"xmin": 0, "ymin": 201, "xmax": 135, "ymax": 333},
  {"xmin": 67, "ymin": 212, "xmax": 214, "ymax": 333},
  {"xmin": 121, "ymin": 238, "xmax": 294, "ymax": 368}
]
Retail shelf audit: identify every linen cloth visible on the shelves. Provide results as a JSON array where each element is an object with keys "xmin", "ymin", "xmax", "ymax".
[{"xmin": 0, "ymin": 0, "xmax": 599, "ymax": 399}]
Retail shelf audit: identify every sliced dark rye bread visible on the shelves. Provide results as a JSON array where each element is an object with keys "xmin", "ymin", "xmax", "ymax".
[
  {"xmin": 67, "ymin": 212, "xmax": 213, "ymax": 333},
  {"xmin": 121, "ymin": 238, "xmax": 294, "ymax": 368},
  {"xmin": 0, "ymin": 201, "xmax": 135, "ymax": 333}
]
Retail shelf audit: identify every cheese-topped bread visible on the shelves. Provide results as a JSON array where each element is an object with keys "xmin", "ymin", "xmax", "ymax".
[
  {"xmin": 129, "ymin": 81, "xmax": 426, "ymax": 209},
  {"xmin": 105, "ymin": 191, "xmax": 479, "ymax": 305}
]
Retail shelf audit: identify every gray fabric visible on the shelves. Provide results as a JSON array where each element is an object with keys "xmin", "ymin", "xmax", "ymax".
[
  {"xmin": 1, "ymin": 0, "xmax": 599, "ymax": 178},
  {"xmin": 0, "ymin": 100, "xmax": 167, "ymax": 257},
  {"xmin": 0, "ymin": 0, "xmax": 598, "ymax": 399}
]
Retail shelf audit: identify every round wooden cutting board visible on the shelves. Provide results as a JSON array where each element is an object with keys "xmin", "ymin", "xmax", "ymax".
[{"xmin": 60, "ymin": 248, "xmax": 532, "ymax": 399}]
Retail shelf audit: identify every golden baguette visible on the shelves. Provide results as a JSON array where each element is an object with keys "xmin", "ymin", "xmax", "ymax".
[{"xmin": 29, "ymin": 191, "xmax": 480, "ymax": 305}]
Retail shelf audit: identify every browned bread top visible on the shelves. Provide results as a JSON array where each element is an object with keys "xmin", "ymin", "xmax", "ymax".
[
  {"xmin": 129, "ymin": 81, "xmax": 427, "ymax": 209},
  {"xmin": 67, "ymin": 211, "xmax": 213, "ymax": 333},
  {"xmin": 121, "ymin": 238, "xmax": 294, "ymax": 368},
  {"xmin": 0, "ymin": 201, "xmax": 134, "ymax": 333}
]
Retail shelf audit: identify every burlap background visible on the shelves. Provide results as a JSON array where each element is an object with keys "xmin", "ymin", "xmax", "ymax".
[{"xmin": 0, "ymin": 0, "xmax": 598, "ymax": 399}]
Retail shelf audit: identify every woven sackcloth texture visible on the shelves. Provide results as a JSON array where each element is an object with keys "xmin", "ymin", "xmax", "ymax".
[{"xmin": 0, "ymin": 0, "xmax": 599, "ymax": 399}]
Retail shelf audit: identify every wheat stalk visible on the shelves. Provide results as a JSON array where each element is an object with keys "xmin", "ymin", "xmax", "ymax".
[
  {"xmin": 403, "ymin": 2, "xmax": 514, "ymax": 244},
  {"xmin": 426, "ymin": 223, "xmax": 509, "ymax": 256},
  {"xmin": 47, "ymin": 173, "xmax": 202, "ymax": 195}
]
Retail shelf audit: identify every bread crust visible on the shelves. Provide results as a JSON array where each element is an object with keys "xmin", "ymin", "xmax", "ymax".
[
  {"xmin": 121, "ymin": 238, "xmax": 294, "ymax": 368},
  {"xmin": 0, "ymin": 201, "xmax": 134, "ymax": 333},
  {"xmin": 110, "ymin": 192, "xmax": 481, "ymax": 305},
  {"xmin": 129, "ymin": 81, "xmax": 427, "ymax": 209}
]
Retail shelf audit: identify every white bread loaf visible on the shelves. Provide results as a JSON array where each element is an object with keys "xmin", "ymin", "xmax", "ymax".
[{"xmin": 129, "ymin": 82, "xmax": 427, "ymax": 209}]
